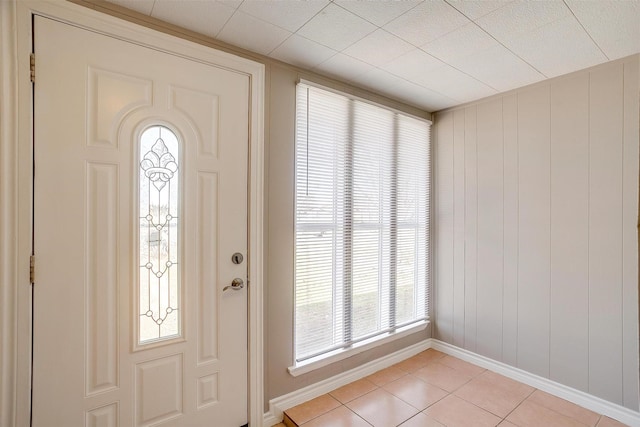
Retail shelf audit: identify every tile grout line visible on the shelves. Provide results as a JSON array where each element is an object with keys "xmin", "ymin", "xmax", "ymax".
[
  {"xmin": 284, "ymin": 351, "xmax": 614, "ymax": 427},
  {"xmin": 500, "ymin": 386, "xmax": 538, "ymax": 425}
]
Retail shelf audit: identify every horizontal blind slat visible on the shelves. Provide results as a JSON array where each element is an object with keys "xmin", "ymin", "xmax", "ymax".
[{"xmin": 295, "ymin": 83, "xmax": 431, "ymax": 362}]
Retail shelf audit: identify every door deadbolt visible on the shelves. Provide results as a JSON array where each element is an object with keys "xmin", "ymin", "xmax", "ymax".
[{"xmin": 231, "ymin": 252, "xmax": 244, "ymax": 265}]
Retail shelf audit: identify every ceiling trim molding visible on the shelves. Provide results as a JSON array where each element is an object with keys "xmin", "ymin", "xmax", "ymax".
[{"xmin": 69, "ymin": 0, "xmax": 432, "ymax": 119}]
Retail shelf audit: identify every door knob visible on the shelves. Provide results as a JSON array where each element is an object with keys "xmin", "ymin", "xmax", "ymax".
[{"xmin": 223, "ymin": 278, "xmax": 244, "ymax": 292}]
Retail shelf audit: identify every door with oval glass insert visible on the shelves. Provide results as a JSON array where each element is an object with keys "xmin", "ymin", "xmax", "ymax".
[{"xmin": 32, "ymin": 16, "xmax": 249, "ymax": 427}]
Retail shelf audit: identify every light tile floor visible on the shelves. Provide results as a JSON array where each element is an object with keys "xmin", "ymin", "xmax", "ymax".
[{"xmin": 273, "ymin": 349, "xmax": 629, "ymax": 427}]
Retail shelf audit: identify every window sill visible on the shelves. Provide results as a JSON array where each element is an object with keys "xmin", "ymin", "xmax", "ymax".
[{"xmin": 288, "ymin": 320, "xmax": 430, "ymax": 377}]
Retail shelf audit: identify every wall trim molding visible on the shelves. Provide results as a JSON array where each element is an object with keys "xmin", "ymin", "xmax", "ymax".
[
  {"xmin": 0, "ymin": 1, "xmax": 19, "ymax": 426},
  {"xmin": 263, "ymin": 340, "xmax": 432, "ymax": 426},
  {"xmin": 263, "ymin": 339, "xmax": 640, "ymax": 427},
  {"xmin": 430, "ymin": 340, "xmax": 640, "ymax": 427}
]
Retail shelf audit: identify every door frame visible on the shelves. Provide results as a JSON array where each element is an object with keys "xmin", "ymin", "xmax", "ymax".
[{"xmin": 4, "ymin": 1, "xmax": 265, "ymax": 425}]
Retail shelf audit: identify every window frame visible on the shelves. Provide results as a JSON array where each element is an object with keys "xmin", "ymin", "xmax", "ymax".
[{"xmin": 290, "ymin": 80, "xmax": 432, "ymax": 375}]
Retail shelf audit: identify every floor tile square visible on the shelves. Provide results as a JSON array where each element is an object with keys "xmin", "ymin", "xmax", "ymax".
[
  {"xmin": 394, "ymin": 354, "xmax": 433, "ymax": 373},
  {"xmin": 454, "ymin": 371, "xmax": 533, "ymax": 417},
  {"xmin": 286, "ymin": 394, "xmax": 342, "ymax": 425},
  {"xmin": 596, "ymin": 416, "xmax": 630, "ymax": 427},
  {"xmin": 527, "ymin": 390, "xmax": 600, "ymax": 426},
  {"xmin": 424, "ymin": 394, "xmax": 502, "ymax": 427},
  {"xmin": 366, "ymin": 365, "xmax": 406, "ymax": 386},
  {"xmin": 383, "ymin": 375, "xmax": 449, "ymax": 410},
  {"xmin": 414, "ymin": 361, "xmax": 473, "ymax": 392},
  {"xmin": 347, "ymin": 388, "xmax": 419, "ymax": 427},
  {"xmin": 330, "ymin": 379, "xmax": 378, "ymax": 404},
  {"xmin": 482, "ymin": 371, "xmax": 533, "ymax": 393},
  {"xmin": 302, "ymin": 406, "xmax": 371, "ymax": 427},
  {"xmin": 399, "ymin": 412, "xmax": 445, "ymax": 427},
  {"xmin": 506, "ymin": 399, "xmax": 586, "ymax": 427},
  {"xmin": 421, "ymin": 349, "xmax": 447, "ymax": 361},
  {"xmin": 438, "ymin": 355, "xmax": 486, "ymax": 377}
]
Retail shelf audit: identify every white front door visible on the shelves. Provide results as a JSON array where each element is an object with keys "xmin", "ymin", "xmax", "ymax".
[{"xmin": 32, "ymin": 15, "xmax": 249, "ymax": 427}]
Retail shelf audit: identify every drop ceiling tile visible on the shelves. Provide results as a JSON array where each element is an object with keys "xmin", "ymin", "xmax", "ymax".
[
  {"xmin": 506, "ymin": 15, "xmax": 607, "ymax": 78},
  {"xmin": 297, "ymin": 3, "xmax": 377, "ymax": 51},
  {"xmin": 343, "ymin": 29, "xmax": 415, "ymax": 67},
  {"xmin": 449, "ymin": 44, "xmax": 544, "ymax": 91},
  {"xmin": 418, "ymin": 65, "xmax": 497, "ymax": 103},
  {"xmin": 105, "ymin": 0, "xmax": 155, "ymax": 15},
  {"xmin": 151, "ymin": 0, "xmax": 236, "ymax": 38},
  {"xmin": 445, "ymin": 0, "xmax": 514, "ymax": 20},
  {"xmin": 565, "ymin": 0, "xmax": 640, "ymax": 60},
  {"xmin": 217, "ymin": 11, "xmax": 292, "ymax": 55},
  {"xmin": 239, "ymin": 0, "xmax": 330, "ymax": 32},
  {"xmin": 475, "ymin": 0, "xmax": 571, "ymax": 42},
  {"xmin": 421, "ymin": 22, "xmax": 498, "ymax": 63},
  {"xmin": 334, "ymin": 0, "xmax": 423, "ymax": 27},
  {"xmin": 354, "ymin": 68, "xmax": 406, "ymax": 95},
  {"xmin": 218, "ymin": 0, "xmax": 243, "ymax": 9},
  {"xmin": 391, "ymin": 80, "xmax": 459, "ymax": 111},
  {"xmin": 270, "ymin": 34, "xmax": 337, "ymax": 69},
  {"xmin": 384, "ymin": 0, "xmax": 470, "ymax": 46},
  {"xmin": 314, "ymin": 53, "xmax": 375, "ymax": 81},
  {"xmin": 381, "ymin": 48, "xmax": 444, "ymax": 81}
]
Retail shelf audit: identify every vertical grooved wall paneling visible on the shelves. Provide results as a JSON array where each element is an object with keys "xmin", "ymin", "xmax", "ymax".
[
  {"xmin": 452, "ymin": 109, "xmax": 466, "ymax": 348},
  {"xmin": 622, "ymin": 58, "xmax": 640, "ymax": 411},
  {"xmin": 433, "ymin": 55, "xmax": 640, "ymax": 410},
  {"xmin": 502, "ymin": 94, "xmax": 518, "ymax": 367},
  {"xmin": 517, "ymin": 85, "xmax": 551, "ymax": 378},
  {"xmin": 463, "ymin": 106, "xmax": 478, "ymax": 352},
  {"xmin": 435, "ymin": 111, "xmax": 454, "ymax": 342},
  {"xmin": 475, "ymin": 99, "xmax": 504, "ymax": 362},
  {"xmin": 588, "ymin": 63, "xmax": 623, "ymax": 404},
  {"xmin": 549, "ymin": 73, "xmax": 589, "ymax": 392}
]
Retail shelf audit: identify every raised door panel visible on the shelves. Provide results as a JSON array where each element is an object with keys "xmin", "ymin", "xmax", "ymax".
[{"xmin": 33, "ymin": 16, "xmax": 249, "ymax": 427}]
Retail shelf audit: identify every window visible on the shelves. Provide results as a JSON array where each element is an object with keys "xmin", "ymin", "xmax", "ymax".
[
  {"xmin": 138, "ymin": 125, "xmax": 180, "ymax": 344},
  {"xmin": 294, "ymin": 82, "xmax": 431, "ymax": 367}
]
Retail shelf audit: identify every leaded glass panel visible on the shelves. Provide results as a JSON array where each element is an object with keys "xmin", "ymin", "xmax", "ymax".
[{"xmin": 139, "ymin": 125, "xmax": 180, "ymax": 344}]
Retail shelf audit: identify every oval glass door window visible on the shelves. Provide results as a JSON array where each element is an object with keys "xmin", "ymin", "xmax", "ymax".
[{"xmin": 138, "ymin": 125, "xmax": 181, "ymax": 344}]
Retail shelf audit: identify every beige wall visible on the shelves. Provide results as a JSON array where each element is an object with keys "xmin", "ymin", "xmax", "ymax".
[
  {"xmin": 433, "ymin": 54, "xmax": 640, "ymax": 410},
  {"xmin": 265, "ymin": 63, "xmax": 432, "ymax": 404}
]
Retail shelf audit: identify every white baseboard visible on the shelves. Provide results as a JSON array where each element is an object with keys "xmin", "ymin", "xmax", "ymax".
[
  {"xmin": 262, "ymin": 412, "xmax": 282, "ymax": 427},
  {"xmin": 263, "ymin": 338, "xmax": 640, "ymax": 427},
  {"xmin": 430, "ymin": 340, "xmax": 640, "ymax": 427},
  {"xmin": 262, "ymin": 340, "xmax": 431, "ymax": 426}
]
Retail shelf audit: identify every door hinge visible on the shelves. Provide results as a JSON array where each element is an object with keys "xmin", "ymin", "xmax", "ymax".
[
  {"xmin": 30, "ymin": 53, "xmax": 35, "ymax": 83},
  {"xmin": 30, "ymin": 255, "xmax": 35, "ymax": 284}
]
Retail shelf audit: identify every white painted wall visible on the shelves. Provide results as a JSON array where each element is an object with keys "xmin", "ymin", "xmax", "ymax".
[{"xmin": 434, "ymin": 54, "xmax": 640, "ymax": 410}]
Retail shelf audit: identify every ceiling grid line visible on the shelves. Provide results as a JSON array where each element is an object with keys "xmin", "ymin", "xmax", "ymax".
[
  {"xmin": 106, "ymin": 0, "xmax": 640, "ymax": 112},
  {"xmin": 215, "ymin": 1, "xmax": 241, "ymax": 39},
  {"xmin": 442, "ymin": 0, "xmax": 549, "ymax": 79},
  {"xmin": 562, "ymin": 0, "xmax": 610, "ymax": 61}
]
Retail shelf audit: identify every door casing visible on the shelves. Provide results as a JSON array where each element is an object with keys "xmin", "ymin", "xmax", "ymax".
[{"xmin": 10, "ymin": 1, "xmax": 265, "ymax": 426}]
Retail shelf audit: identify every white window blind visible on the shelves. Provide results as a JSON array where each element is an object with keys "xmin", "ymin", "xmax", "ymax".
[{"xmin": 294, "ymin": 82, "xmax": 431, "ymax": 364}]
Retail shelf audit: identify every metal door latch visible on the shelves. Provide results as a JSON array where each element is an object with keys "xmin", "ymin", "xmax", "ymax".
[{"xmin": 223, "ymin": 278, "xmax": 244, "ymax": 292}]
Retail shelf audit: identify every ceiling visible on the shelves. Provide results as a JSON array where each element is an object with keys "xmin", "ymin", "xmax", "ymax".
[{"xmin": 105, "ymin": 0, "xmax": 640, "ymax": 112}]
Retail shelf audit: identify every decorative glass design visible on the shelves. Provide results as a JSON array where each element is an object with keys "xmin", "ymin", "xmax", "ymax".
[{"xmin": 139, "ymin": 125, "xmax": 180, "ymax": 344}]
